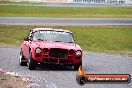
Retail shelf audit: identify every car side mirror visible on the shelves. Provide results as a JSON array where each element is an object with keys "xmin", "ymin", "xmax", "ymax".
[{"xmin": 24, "ymin": 37, "xmax": 29, "ymax": 41}]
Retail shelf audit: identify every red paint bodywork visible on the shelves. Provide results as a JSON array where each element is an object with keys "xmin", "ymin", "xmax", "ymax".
[{"xmin": 21, "ymin": 28, "xmax": 82, "ymax": 65}]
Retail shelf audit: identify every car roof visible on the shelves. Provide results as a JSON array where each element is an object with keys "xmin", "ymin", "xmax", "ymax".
[{"xmin": 31, "ymin": 28, "xmax": 72, "ymax": 33}]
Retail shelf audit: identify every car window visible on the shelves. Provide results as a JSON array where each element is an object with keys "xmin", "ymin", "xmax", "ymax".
[{"xmin": 32, "ymin": 30, "xmax": 74, "ymax": 43}]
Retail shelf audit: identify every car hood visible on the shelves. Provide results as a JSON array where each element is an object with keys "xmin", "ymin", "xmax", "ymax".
[{"xmin": 32, "ymin": 41, "xmax": 81, "ymax": 50}]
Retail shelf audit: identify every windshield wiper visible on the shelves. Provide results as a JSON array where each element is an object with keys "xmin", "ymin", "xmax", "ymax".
[
  {"xmin": 54, "ymin": 41, "xmax": 62, "ymax": 42},
  {"xmin": 37, "ymin": 38, "xmax": 44, "ymax": 41},
  {"xmin": 67, "ymin": 42, "xmax": 74, "ymax": 43},
  {"xmin": 37, "ymin": 39, "xmax": 48, "ymax": 41},
  {"xmin": 54, "ymin": 41, "xmax": 74, "ymax": 43}
]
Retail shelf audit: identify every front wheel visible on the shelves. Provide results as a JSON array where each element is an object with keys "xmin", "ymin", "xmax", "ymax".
[
  {"xmin": 19, "ymin": 51, "xmax": 27, "ymax": 66},
  {"xmin": 27, "ymin": 52, "xmax": 37, "ymax": 70},
  {"xmin": 74, "ymin": 62, "xmax": 82, "ymax": 70}
]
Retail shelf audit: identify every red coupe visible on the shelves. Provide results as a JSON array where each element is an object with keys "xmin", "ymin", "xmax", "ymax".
[{"xmin": 20, "ymin": 28, "xmax": 82, "ymax": 70}]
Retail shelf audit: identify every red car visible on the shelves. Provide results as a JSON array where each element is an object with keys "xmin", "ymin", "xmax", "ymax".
[{"xmin": 19, "ymin": 28, "xmax": 82, "ymax": 70}]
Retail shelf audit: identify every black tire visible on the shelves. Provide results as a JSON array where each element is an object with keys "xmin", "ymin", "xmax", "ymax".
[
  {"xmin": 19, "ymin": 51, "xmax": 27, "ymax": 66},
  {"xmin": 74, "ymin": 61, "xmax": 82, "ymax": 70},
  {"xmin": 27, "ymin": 51, "xmax": 36, "ymax": 70}
]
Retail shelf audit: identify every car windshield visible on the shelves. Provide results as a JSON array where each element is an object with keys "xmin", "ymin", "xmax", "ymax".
[{"xmin": 32, "ymin": 30, "xmax": 75, "ymax": 43}]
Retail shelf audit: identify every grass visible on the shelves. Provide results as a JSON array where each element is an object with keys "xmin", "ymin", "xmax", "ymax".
[
  {"xmin": 0, "ymin": 25, "xmax": 132, "ymax": 55},
  {"xmin": 0, "ymin": 5, "xmax": 132, "ymax": 18}
]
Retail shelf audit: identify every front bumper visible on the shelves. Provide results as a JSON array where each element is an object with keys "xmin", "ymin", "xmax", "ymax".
[
  {"xmin": 33, "ymin": 56, "xmax": 82, "ymax": 65},
  {"xmin": 43, "ymin": 58, "xmax": 81, "ymax": 65}
]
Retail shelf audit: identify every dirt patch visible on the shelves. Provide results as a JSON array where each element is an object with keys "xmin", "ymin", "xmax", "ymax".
[{"xmin": 0, "ymin": 72, "xmax": 28, "ymax": 88}]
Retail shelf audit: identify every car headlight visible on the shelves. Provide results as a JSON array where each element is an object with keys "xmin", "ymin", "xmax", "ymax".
[
  {"xmin": 35, "ymin": 48, "xmax": 41, "ymax": 54},
  {"xmin": 76, "ymin": 50, "xmax": 82, "ymax": 56}
]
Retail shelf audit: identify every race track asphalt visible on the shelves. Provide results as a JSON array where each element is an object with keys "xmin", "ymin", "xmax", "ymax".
[
  {"xmin": 0, "ymin": 47, "xmax": 132, "ymax": 88},
  {"xmin": 0, "ymin": 17, "xmax": 132, "ymax": 26}
]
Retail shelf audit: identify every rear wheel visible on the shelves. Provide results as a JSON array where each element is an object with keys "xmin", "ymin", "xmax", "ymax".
[
  {"xmin": 27, "ymin": 51, "xmax": 36, "ymax": 70},
  {"xmin": 19, "ymin": 51, "xmax": 27, "ymax": 66}
]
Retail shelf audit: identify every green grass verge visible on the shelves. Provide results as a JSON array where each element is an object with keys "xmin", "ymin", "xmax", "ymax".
[
  {"xmin": 0, "ymin": 5, "xmax": 132, "ymax": 18},
  {"xmin": 0, "ymin": 25, "xmax": 132, "ymax": 55}
]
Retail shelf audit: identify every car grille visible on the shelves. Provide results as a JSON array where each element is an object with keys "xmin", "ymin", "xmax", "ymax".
[{"xmin": 49, "ymin": 48, "xmax": 68, "ymax": 58}]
